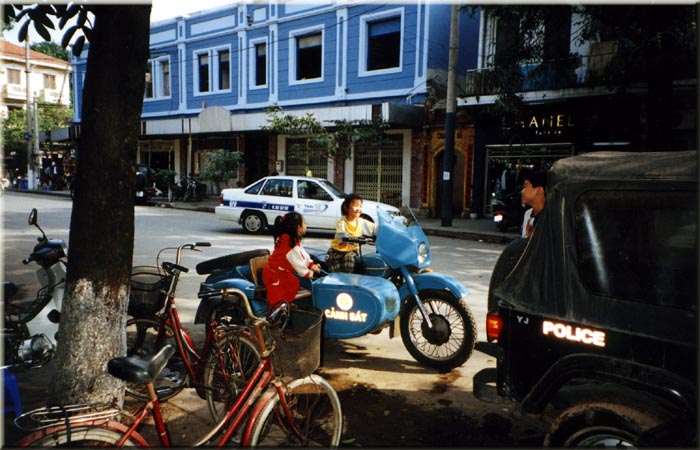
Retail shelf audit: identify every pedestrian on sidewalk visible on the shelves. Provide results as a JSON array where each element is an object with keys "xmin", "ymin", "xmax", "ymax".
[{"xmin": 520, "ymin": 170, "xmax": 547, "ymax": 238}]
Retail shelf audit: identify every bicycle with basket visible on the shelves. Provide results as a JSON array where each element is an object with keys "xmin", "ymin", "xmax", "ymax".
[
  {"xmin": 13, "ymin": 287, "xmax": 343, "ymax": 446},
  {"xmin": 123, "ymin": 242, "xmax": 264, "ymax": 424}
]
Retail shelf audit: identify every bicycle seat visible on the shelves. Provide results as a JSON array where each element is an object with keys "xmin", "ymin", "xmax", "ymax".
[{"xmin": 108, "ymin": 344, "xmax": 176, "ymax": 385}]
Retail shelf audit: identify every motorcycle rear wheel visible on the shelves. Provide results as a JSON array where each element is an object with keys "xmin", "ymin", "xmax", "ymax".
[
  {"xmin": 399, "ymin": 290, "xmax": 476, "ymax": 371},
  {"xmin": 125, "ymin": 317, "xmax": 189, "ymax": 401}
]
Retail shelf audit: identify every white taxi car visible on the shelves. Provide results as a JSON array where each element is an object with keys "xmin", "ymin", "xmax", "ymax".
[{"xmin": 215, "ymin": 175, "xmax": 402, "ymax": 233}]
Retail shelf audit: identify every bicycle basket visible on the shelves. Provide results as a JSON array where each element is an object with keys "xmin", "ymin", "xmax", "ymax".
[
  {"xmin": 272, "ymin": 307, "xmax": 322, "ymax": 379},
  {"xmin": 128, "ymin": 266, "xmax": 170, "ymax": 318}
]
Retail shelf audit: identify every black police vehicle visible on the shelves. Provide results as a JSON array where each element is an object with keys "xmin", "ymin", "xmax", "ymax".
[{"xmin": 474, "ymin": 151, "xmax": 697, "ymax": 447}]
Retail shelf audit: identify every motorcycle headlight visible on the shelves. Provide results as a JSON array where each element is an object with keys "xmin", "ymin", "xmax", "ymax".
[{"xmin": 417, "ymin": 242, "xmax": 429, "ymax": 266}]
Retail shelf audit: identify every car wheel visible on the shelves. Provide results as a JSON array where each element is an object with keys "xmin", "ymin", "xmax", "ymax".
[
  {"xmin": 545, "ymin": 399, "xmax": 668, "ymax": 447},
  {"xmin": 241, "ymin": 211, "xmax": 267, "ymax": 234}
]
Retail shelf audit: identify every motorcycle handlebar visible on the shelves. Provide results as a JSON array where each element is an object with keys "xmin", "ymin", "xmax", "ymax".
[{"xmin": 341, "ymin": 236, "xmax": 374, "ymax": 245}]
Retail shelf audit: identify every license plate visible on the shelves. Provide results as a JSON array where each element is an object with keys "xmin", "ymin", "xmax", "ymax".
[
  {"xmin": 136, "ymin": 191, "xmax": 144, "ymax": 197},
  {"xmin": 493, "ymin": 214, "xmax": 503, "ymax": 223}
]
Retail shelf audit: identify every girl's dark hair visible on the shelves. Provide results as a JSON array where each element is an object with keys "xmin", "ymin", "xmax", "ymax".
[
  {"xmin": 273, "ymin": 211, "xmax": 304, "ymax": 248},
  {"xmin": 341, "ymin": 193, "xmax": 363, "ymax": 217}
]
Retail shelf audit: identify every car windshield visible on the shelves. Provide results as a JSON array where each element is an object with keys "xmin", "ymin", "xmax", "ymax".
[{"xmin": 319, "ymin": 180, "xmax": 346, "ymax": 198}]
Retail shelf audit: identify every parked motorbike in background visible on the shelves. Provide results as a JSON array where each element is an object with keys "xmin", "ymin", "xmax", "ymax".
[
  {"xmin": 491, "ymin": 190, "xmax": 526, "ymax": 233},
  {"xmin": 3, "ymin": 209, "xmax": 66, "ymax": 369},
  {"xmin": 167, "ymin": 174, "xmax": 207, "ymax": 202}
]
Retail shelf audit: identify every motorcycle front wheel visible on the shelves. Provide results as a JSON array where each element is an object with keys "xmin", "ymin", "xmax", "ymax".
[{"xmin": 399, "ymin": 290, "xmax": 476, "ymax": 371}]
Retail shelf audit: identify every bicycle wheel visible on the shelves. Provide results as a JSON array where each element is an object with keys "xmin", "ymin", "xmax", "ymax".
[
  {"xmin": 21, "ymin": 425, "xmax": 143, "ymax": 446},
  {"xmin": 125, "ymin": 317, "xmax": 189, "ymax": 401},
  {"xmin": 203, "ymin": 331, "xmax": 260, "ymax": 422},
  {"xmin": 247, "ymin": 374, "xmax": 343, "ymax": 447}
]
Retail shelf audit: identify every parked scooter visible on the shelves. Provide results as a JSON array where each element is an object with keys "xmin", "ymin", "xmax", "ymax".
[
  {"xmin": 3, "ymin": 209, "xmax": 66, "ymax": 369},
  {"xmin": 168, "ymin": 174, "xmax": 207, "ymax": 202},
  {"xmin": 195, "ymin": 207, "xmax": 477, "ymax": 370},
  {"xmin": 491, "ymin": 190, "xmax": 526, "ymax": 233}
]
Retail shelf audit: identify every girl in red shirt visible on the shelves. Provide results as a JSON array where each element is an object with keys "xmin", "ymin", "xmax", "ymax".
[{"xmin": 263, "ymin": 212, "xmax": 321, "ymax": 310}]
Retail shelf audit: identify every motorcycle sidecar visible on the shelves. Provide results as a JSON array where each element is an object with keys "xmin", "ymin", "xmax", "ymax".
[{"xmin": 312, "ymin": 273, "xmax": 400, "ymax": 339}]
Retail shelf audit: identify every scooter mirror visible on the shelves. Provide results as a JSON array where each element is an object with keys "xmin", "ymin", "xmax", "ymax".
[{"xmin": 28, "ymin": 208, "xmax": 38, "ymax": 226}]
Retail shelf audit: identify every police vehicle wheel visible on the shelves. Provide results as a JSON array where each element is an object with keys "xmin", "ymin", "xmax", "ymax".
[
  {"xmin": 545, "ymin": 400, "xmax": 667, "ymax": 448},
  {"xmin": 242, "ymin": 211, "xmax": 267, "ymax": 234}
]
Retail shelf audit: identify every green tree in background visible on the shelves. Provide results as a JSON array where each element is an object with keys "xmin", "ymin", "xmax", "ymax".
[
  {"xmin": 2, "ymin": 104, "xmax": 73, "ymax": 174},
  {"xmin": 31, "ymin": 41, "xmax": 70, "ymax": 61},
  {"xmin": 199, "ymin": 149, "xmax": 244, "ymax": 192}
]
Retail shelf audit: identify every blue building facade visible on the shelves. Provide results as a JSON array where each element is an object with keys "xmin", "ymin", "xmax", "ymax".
[{"xmin": 70, "ymin": 2, "xmax": 481, "ymax": 214}]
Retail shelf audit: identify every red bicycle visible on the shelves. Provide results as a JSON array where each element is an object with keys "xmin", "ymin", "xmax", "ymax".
[{"xmin": 14, "ymin": 289, "xmax": 343, "ymax": 447}]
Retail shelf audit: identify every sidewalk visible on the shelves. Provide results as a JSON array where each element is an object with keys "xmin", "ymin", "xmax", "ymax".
[{"xmin": 12, "ymin": 188, "xmax": 519, "ymax": 244}]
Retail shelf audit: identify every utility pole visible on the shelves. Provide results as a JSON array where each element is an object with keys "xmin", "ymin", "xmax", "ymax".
[
  {"xmin": 25, "ymin": 42, "xmax": 35, "ymax": 190},
  {"xmin": 441, "ymin": 3, "xmax": 459, "ymax": 227}
]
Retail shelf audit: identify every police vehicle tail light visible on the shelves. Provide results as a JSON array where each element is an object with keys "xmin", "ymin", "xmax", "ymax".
[{"xmin": 486, "ymin": 311, "xmax": 502, "ymax": 341}]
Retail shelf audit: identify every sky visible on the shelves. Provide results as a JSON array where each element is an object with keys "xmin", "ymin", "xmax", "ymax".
[{"xmin": 3, "ymin": 0, "xmax": 234, "ymax": 46}]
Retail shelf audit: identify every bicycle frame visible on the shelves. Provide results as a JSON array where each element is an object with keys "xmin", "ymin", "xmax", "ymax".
[
  {"xmin": 124, "ymin": 287, "xmax": 303, "ymax": 447},
  {"xmin": 16, "ymin": 289, "xmax": 303, "ymax": 447}
]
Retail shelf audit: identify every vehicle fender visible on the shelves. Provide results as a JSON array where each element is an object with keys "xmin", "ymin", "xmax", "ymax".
[
  {"xmin": 519, "ymin": 353, "xmax": 696, "ymax": 417},
  {"xmin": 398, "ymin": 271, "xmax": 469, "ymax": 301},
  {"xmin": 195, "ymin": 278, "xmax": 266, "ymax": 324}
]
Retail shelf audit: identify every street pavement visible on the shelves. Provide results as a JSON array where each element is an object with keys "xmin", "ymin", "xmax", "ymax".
[{"xmin": 13, "ymin": 188, "xmax": 520, "ymax": 244}]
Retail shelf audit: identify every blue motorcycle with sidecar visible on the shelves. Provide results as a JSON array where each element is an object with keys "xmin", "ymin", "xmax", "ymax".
[{"xmin": 195, "ymin": 207, "xmax": 476, "ymax": 370}]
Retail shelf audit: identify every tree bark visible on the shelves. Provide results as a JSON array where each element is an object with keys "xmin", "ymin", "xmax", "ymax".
[{"xmin": 49, "ymin": 5, "xmax": 151, "ymax": 405}]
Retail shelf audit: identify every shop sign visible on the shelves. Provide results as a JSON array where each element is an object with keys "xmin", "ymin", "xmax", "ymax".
[{"xmin": 517, "ymin": 114, "xmax": 575, "ymax": 137}]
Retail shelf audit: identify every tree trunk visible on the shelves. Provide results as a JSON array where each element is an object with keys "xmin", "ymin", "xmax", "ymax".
[{"xmin": 49, "ymin": 5, "xmax": 151, "ymax": 405}]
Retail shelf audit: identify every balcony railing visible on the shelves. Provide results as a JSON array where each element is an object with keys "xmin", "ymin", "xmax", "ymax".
[
  {"xmin": 40, "ymin": 89, "xmax": 62, "ymax": 103},
  {"xmin": 465, "ymin": 63, "xmax": 578, "ymax": 97},
  {"xmin": 3, "ymin": 84, "xmax": 27, "ymax": 100}
]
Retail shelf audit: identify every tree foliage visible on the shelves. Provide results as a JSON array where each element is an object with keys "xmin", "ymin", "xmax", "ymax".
[
  {"xmin": 31, "ymin": 41, "xmax": 70, "ymax": 61},
  {"xmin": 8, "ymin": 3, "xmax": 94, "ymax": 56},
  {"xmin": 2, "ymin": 104, "xmax": 73, "ymax": 161},
  {"xmin": 199, "ymin": 149, "xmax": 244, "ymax": 191},
  {"xmin": 262, "ymin": 107, "xmax": 393, "ymax": 165}
]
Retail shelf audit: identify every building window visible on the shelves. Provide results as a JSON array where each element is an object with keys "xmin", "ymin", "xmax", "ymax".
[
  {"xmin": 144, "ymin": 57, "xmax": 171, "ymax": 99},
  {"xmin": 198, "ymin": 53, "xmax": 210, "ymax": 93},
  {"xmin": 43, "ymin": 74, "xmax": 56, "ymax": 90},
  {"xmin": 295, "ymin": 32, "xmax": 322, "ymax": 81},
  {"xmin": 255, "ymin": 42, "xmax": 267, "ymax": 87},
  {"xmin": 218, "ymin": 50, "xmax": 230, "ymax": 90},
  {"xmin": 194, "ymin": 47, "xmax": 232, "ymax": 95},
  {"xmin": 367, "ymin": 17, "xmax": 401, "ymax": 71},
  {"xmin": 145, "ymin": 64, "xmax": 153, "ymax": 98},
  {"xmin": 494, "ymin": 12, "xmax": 521, "ymax": 67},
  {"xmin": 160, "ymin": 60, "xmax": 170, "ymax": 97},
  {"xmin": 7, "ymin": 68, "xmax": 21, "ymax": 85}
]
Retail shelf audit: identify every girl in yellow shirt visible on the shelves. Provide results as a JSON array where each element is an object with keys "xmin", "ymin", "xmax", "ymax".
[{"xmin": 327, "ymin": 194, "xmax": 376, "ymax": 272}]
